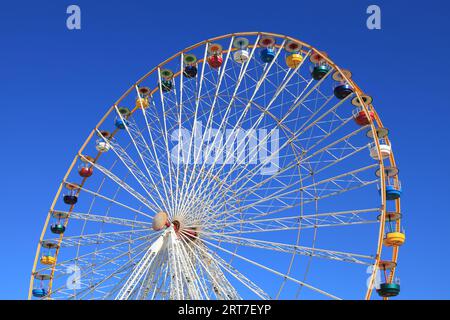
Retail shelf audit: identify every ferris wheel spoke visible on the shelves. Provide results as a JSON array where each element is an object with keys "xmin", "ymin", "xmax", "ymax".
[
  {"xmin": 65, "ymin": 249, "xmax": 144, "ymax": 300},
  {"xmin": 199, "ymin": 236, "xmax": 342, "ymax": 300},
  {"xmin": 98, "ymin": 275, "xmax": 133, "ymax": 299},
  {"xmin": 290, "ymin": 94, "xmax": 354, "ymax": 145},
  {"xmin": 49, "ymin": 235, "xmax": 153, "ymax": 298},
  {"xmin": 189, "ymin": 70, "xmax": 296, "ymax": 198},
  {"xmin": 72, "ymin": 175, "xmax": 129, "ymax": 259},
  {"xmin": 177, "ymin": 235, "xmax": 210, "ymax": 299},
  {"xmin": 245, "ymin": 97, "xmax": 356, "ymax": 171},
  {"xmin": 36, "ymin": 232, "xmax": 159, "ymax": 277},
  {"xmin": 129, "ymin": 104, "xmax": 169, "ymax": 170},
  {"xmin": 203, "ymin": 208, "xmax": 380, "ymax": 235},
  {"xmin": 75, "ymin": 257, "xmax": 137, "ymax": 300},
  {"xmin": 116, "ymin": 229, "xmax": 169, "ymax": 300},
  {"xmin": 300, "ymin": 124, "xmax": 368, "ymax": 164},
  {"xmin": 156, "ymin": 70, "xmax": 180, "ymax": 215},
  {"xmin": 74, "ymin": 236, "xmax": 154, "ymax": 296},
  {"xmin": 245, "ymin": 92, "xmax": 351, "ymax": 180},
  {"xmin": 128, "ymin": 248, "xmax": 171, "ymax": 300},
  {"xmin": 296, "ymin": 112, "xmax": 353, "ymax": 147},
  {"xmin": 173, "ymin": 53, "xmax": 186, "ymax": 219},
  {"xmin": 300, "ymin": 163, "xmax": 378, "ymax": 193},
  {"xmin": 174, "ymin": 233, "xmax": 207, "ymax": 299},
  {"xmin": 217, "ymin": 163, "xmax": 378, "ymax": 217},
  {"xmin": 51, "ymin": 210, "xmax": 151, "ymax": 228},
  {"xmin": 208, "ymin": 94, "xmax": 351, "ymax": 202},
  {"xmin": 99, "ymin": 117, "xmax": 169, "ymax": 210},
  {"xmin": 151, "ymin": 262, "xmax": 171, "ymax": 299},
  {"xmin": 192, "ymin": 98, "xmax": 341, "ymax": 211},
  {"xmin": 79, "ymin": 155, "xmax": 160, "ymax": 213},
  {"xmin": 210, "ymin": 56, "xmax": 327, "ymax": 185},
  {"xmin": 148, "ymin": 259, "xmax": 171, "ymax": 300},
  {"xmin": 210, "ymin": 159, "xmax": 378, "ymax": 219},
  {"xmin": 109, "ymin": 107, "xmax": 172, "ymax": 212},
  {"xmin": 207, "ymin": 177, "xmax": 376, "ymax": 225},
  {"xmin": 178, "ymin": 41, "xmax": 288, "ymax": 216},
  {"xmin": 299, "ymin": 180, "xmax": 378, "ymax": 206},
  {"xmin": 178, "ymin": 36, "xmax": 238, "ymax": 216},
  {"xmin": 167, "ymin": 229, "xmax": 187, "ymax": 299},
  {"xmin": 174, "ymin": 71, "xmax": 231, "ymax": 218},
  {"xmin": 175, "ymin": 41, "xmax": 210, "ymax": 219},
  {"xmin": 293, "ymin": 117, "xmax": 357, "ymax": 162},
  {"xmin": 180, "ymin": 234, "xmax": 241, "ymax": 300},
  {"xmin": 170, "ymin": 230, "xmax": 209, "ymax": 299},
  {"xmin": 45, "ymin": 229, "xmax": 150, "ymax": 248},
  {"xmin": 272, "ymin": 63, "xmax": 333, "ymax": 119},
  {"xmin": 193, "ymin": 259, "xmax": 214, "ymax": 299},
  {"xmin": 201, "ymin": 232, "xmax": 374, "ymax": 265},
  {"xmin": 136, "ymin": 249, "xmax": 169, "ymax": 299},
  {"xmin": 179, "ymin": 36, "xmax": 262, "ymax": 216},
  {"xmin": 185, "ymin": 235, "xmax": 269, "ymax": 299},
  {"xmin": 221, "ymin": 141, "xmax": 370, "ymax": 211},
  {"xmin": 70, "ymin": 183, "xmax": 152, "ymax": 219},
  {"xmin": 307, "ymin": 144, "xmax": 369, "ymax": 178},
  {"xmin": 169, "ymin": 235, "xmax": 199, "ymax": 299},
  {"xmin": 139, "ymin": 103, "xmax": 177, "ymax": 217},
  {"xmin": 178, "ymin": 234, "xmax": 227, "ymax": 299}
]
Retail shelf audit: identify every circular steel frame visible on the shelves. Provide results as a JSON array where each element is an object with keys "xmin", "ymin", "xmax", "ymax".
[{"xmin": 29, "ymin": 32, "xmax": 402, "ymax": 300}]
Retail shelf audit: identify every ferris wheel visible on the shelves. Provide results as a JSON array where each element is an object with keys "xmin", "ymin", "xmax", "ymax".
[{"xmin": 29, "ymin": 32, "xmax": 405, "ymax": 300}]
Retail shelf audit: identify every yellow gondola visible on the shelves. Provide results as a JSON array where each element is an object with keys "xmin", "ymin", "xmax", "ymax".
[
  {"xmin": 383, "ymin": 232, "xmax": 406, "ymax": 247},
  {"xmin": 286, "ymin": 53, "xmax": 303, "ymax": 69},
  {"xmin": 40, "ymin": 255, "xmax": 56, "ymax": 265},
  {"xmin": 135, "ymin": 97, "xmax": 149, "ymax": 109}
]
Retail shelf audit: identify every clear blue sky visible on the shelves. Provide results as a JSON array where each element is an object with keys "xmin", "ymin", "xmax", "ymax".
[{"xmin": 0, "ymin": 0, "xmax": 449, "ymax": 299}]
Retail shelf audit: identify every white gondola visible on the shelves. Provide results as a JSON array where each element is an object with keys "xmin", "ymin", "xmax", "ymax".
[
  {"xmin": 95, "ymin": 139, "xmax": 111, "ymax": 152},
  {"xmin": 233, "ymin": 49, "xmax": 249, "ymax": 64},
  {"xmin": 369, "ymin": 139, "xmax": 391, "ymax": 160},
  {"xmin": 233, "ymin": 37, "xmax": 250, "ymax": 64}
]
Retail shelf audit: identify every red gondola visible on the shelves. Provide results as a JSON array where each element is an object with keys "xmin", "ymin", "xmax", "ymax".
[
  {"xmin": 207, "ymin": 55, "xmax": 223, "ymax": 69},
  {"xmin": 353, "ymin": 108, "xmax": 375, "ymax": 126},
  {"xmin": 78, "ymin": 156, "xmax": 94, "ymax": 178}
]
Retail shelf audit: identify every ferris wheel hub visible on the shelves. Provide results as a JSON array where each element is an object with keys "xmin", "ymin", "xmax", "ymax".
[{"xmin": 170, "ymin": 216, "xmax": 199, "ymax": 241}]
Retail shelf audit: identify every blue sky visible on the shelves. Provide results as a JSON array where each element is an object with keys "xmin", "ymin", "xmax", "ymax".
[{"xmin": 0, "ymin": 0, "xmax": 449, "ymax": 299}]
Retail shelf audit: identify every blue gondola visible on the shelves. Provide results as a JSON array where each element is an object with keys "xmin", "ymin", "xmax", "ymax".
[
  {"xmin": 312, "ymin": 65, "xmax": 331, "ymax": 80},
  {"xmin": 50, "ymin": 224, "xmax": 66, "ymax": 234},
  {"xmin": 260, "ymin": 48, "xmax": 275, "ymax": 63},
  {"xmin": 183, "ymin": 65, "xmax": 197, "ymax": 78},
  {"xmin": 32, "ymin": 288, "xmax": 48, "ymax": 298},
  {"xmin": 160, "ymin": 80, "xmax": 173, "ymax": 93},
  {"xmin": 63, "ymin": 195, "xmax": 78, "ymax": 205},
  {"xmin": 378, "ymin": 185, "xmax": 402, "ymax": 200},
  {"xmin": 334, "ymin": 83, "xmax": 354, "ymax": 99},
  {"xmin": 377, "ymin": 283, "xmax": 400, "ymax": 297},
  {"xmin": 385, "ymin": 185, "xmax": 402, "ymax": 200},
  {"xmin": 115, "ymin": 117, "xmax": 129, "ymax": 129}
]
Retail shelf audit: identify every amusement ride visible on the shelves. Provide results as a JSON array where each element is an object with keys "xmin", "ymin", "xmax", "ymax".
[{"xmin": 29, "ymin": 32, "xmax": 404, "ymax": 300}]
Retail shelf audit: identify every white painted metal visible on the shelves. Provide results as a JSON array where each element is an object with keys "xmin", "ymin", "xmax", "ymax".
[
  {"xmin": 34, "ymin": 34, "xmax": 390, "ymax": 301},
  {"xmin": 116, "ymin": 230, "xmax": 169, "ymax": 300}
]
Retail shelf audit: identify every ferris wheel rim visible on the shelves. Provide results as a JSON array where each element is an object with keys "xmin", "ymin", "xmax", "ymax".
[{"xmin": 29, "ymin": 31, "xmax": 401, "ymax": 300}]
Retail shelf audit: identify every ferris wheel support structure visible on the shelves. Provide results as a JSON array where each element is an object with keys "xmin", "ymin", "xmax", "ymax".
[{"xmin": 29, "ymin": 32, "xmax": 402, "ymax": 300}]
